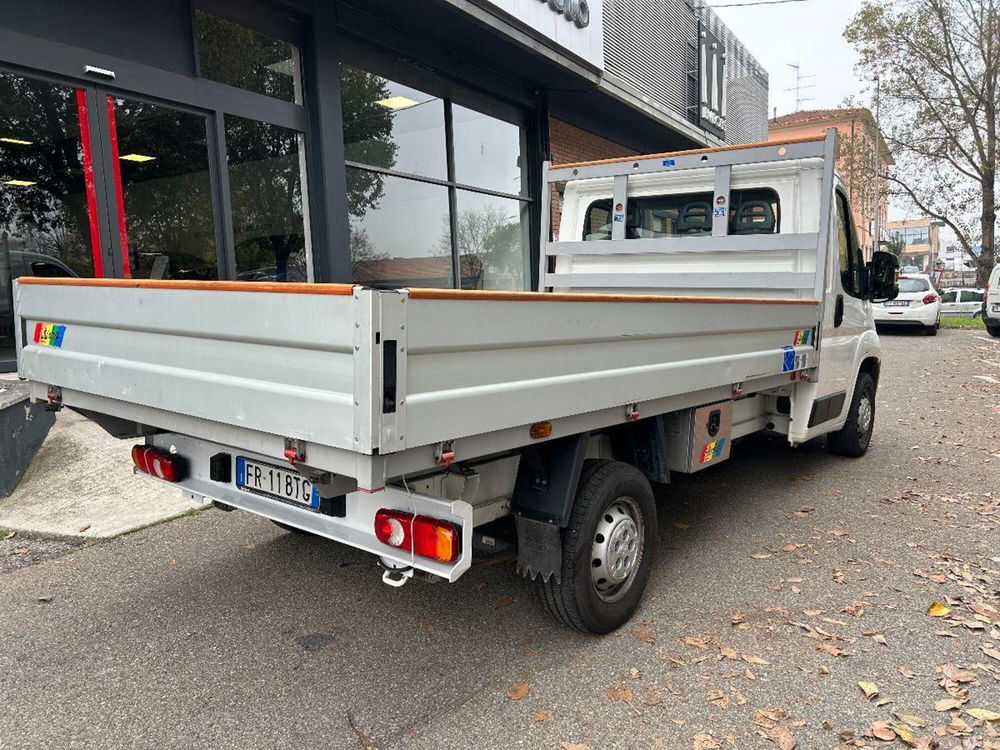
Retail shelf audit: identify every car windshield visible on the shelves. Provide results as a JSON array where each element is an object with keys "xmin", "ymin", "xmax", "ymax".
[{"xmin": 898, "ymin": 278, "xmax": 930, "ymax": 293}]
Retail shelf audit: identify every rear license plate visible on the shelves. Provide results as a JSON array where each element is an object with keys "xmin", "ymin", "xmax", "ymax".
[
  {"xmin": 884, "ymin": 300, "xmax": 910, "ymax": 307},
  {"xmin": 236, "ymin": 457, "xmax": 320, "ymax": 509},
  {"xmin": 992, "ymin": 303, "xmax": 1000, "ymax": 312}
]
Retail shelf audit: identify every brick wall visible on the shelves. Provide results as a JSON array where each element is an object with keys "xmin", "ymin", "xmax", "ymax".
[{"xmin": 548, "ymin": 118, "xmax": 635, "ymax": 240}]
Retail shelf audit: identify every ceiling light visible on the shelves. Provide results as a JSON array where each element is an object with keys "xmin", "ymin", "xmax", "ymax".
[
  {"xmin": 3, "ymin": 179, "xmax": 37, "ymax": 186},
  {"xmin": 0, "ymin": 137, "xmax": 33, "ymax": 146},
  {"xmin": 119, "ymin": 153, "xmax": 156, "ymax": 162},
  {"xmin": 376, "ymin": 96, "xmax": 419, "ymax": 110}
]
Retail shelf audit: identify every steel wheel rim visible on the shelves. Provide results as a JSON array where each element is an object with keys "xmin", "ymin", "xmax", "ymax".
[
  {"xmin": 857, "ymin": 393, "xmax": 873, "ymax": 438},
  {"xmin": 590, "ymin": 496, "xmax": 644, "ymax": 603}
]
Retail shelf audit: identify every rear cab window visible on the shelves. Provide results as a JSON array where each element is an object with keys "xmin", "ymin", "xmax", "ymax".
[{"xmin": 583, "ymin": 188, "xmax": 780, "ymax": 240}]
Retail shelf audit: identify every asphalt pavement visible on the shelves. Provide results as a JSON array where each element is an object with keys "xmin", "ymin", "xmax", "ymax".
[{"xmin": 1, "ymin": 328, "xmax": 998, "ymax": 750}]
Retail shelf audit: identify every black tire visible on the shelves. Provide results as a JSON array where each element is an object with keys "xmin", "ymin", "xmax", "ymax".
[
  {"xmin": 925, "ymin": 320, "xmax": 939, "ymax": 336},
  {"xmin": 827, "ymin": 372, "xmax": 876, "ymax": 458},
  {"xmin": 536, "ymin": 460, "xmax": 656, "ymax": 634},
  {"xmin": 988, "ymin": 324, "xmax": 1000, "ymax": 338}
]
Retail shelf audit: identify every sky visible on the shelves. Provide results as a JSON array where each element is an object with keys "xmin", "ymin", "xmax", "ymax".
[{"xmin": 708, "ymin": 0, "xmax": 867, "ymax": 118}]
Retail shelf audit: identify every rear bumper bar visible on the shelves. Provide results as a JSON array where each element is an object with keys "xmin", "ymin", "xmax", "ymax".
[{"xmin": 146, "ymin": 434, "xmax": 475, "ymax": 582}]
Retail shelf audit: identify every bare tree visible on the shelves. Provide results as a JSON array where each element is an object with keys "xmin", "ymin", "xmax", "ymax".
[
  {"xmin": 437, "ymin": 205, "xmax": 522, "ymax": 289},
  {"xmin": 846, "ymin": 0, "xmax": 999, "ymax": 285}
]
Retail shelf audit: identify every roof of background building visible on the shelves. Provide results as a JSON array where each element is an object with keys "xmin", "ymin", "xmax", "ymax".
[{"xmin": 768, "ymin": 107, "xmax": 894, "ymax": 163}]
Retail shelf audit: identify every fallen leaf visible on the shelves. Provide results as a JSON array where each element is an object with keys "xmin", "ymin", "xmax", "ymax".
[
  {"xmin": 494, "ymin": 595, "xmax": 515, "ymax": 609},
  {"xmin": 935, "ymin": 698, "xmax": 963, "ymax": 712},
  {"xmin": 858, "ymin": 681, "xmax": 879, "ymax": 700},
  {"xmin": 606, "ymin": 685, "xmax": 634, "ymax": 703},
  {"xmin": 895, "ymin": 713, "xmax": 927, "ymax": 728},
  {"xmin": 869, "ymin": 722, "xmax": 897, "ymax": 741},
  {"xmin": 982, "ymin": 643, "xmax": 1000, "ymax": 662},
  {"xmin": 78, "ymin": 524, "xmax": 91, "ymax": 533},
  {"xmin": 941, "ymin": 663, "xmax": 976, "ymax": 683},
  {"xmin": 927, "ymin": 602, "xmax": 952, "ymax": 617},
  {"xmin": 773, "ymin": 727, "xmax": 796, "ymax": 750},
  {"xmin": 36, "ymin": 595, "xmax": 52, "ymax": 603},
  {"xmin": 506, "ymin": 683, "xmax": 530, "ymax": 700},
  {"xmin": 750, "ymin": 553, "xmax": 773, "ymax": 559},
  {"xmin": 633, "ymin": 629, "xmax": 657, "ymax": 644},
  {"xmin": 532, "ymin": 710, "xmax": 552, "ymax": 722},
  {"xmin": 966, "ymin": 708, "xmax": 1000, "ymax": 722},
  {"xmin": 693, "ymin": 734, "xmax": 721, "ymax": 750},
  {"xmin": 890, "ymin": 722, "xmax": 916, "ymax": 746},
  {"xmin": 817, "ymin": 642, "xmax": 848, "ymax": 657},
  {"xmin": 898, "ymin": 666, "xmax": 918, "ymax": 679},
  {"xmin": 684, "ymin": 636, "xmax": 709, "ymax": 649},
  {"xmin": 865, "ymin": 631, "xmax": 888, "ymax": 646},
  {"xmin": 560, "ymin": 743, "xmax": 590, "ymax": 750},
  {"xmin": 742, "ymin": 653, "xmax": 769, "ymax": 665}
]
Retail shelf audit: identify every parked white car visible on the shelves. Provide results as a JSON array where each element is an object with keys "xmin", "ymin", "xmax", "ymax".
[
  {"xmin": 983, "ymin": 264, "xmax": 1000, "ymax": 337},
  {"xmin": 873, "ymin": 274, "xmax": 941, "ymax": 335},
  {"xmin": 939, "ymin": 287, "xmax": 985, "ymax": 317},
  {"xmin": 900, "ymin": 265, "xmax": 922, "ymax": 274}
]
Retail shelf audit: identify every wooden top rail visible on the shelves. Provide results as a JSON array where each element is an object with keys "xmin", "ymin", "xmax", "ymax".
[{"xmin": 16, "ymin": 277, "xmax": 356, "ymax": 296}]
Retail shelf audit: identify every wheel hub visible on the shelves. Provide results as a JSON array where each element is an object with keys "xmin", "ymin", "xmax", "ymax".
[
  {"xmin": 590, "ymin": 497, "xmax": 644, "ymax": 602},
  {"xmin": 857, "ymin": 394, "xmax": 873, "ymax": 437}
]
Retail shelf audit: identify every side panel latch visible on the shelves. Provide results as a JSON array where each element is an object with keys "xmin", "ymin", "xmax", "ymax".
[
  {"xmin": 434, "ymin": 440, "xmax": 455, "ymax": 467},
  {"xmin": 283, "ymin": 437, "xmax": 306, "ymax": 465}
]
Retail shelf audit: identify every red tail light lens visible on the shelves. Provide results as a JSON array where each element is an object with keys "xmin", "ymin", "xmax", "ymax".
[
  {"xmin": 131, "ymin": 445, "xmax": 186, "ymax": 482},
  {"xmin": 374, "ymin": 509, "xmax": 460, "ymax": 563},
  {"xmin": 922, "ymin": 293, "xmax": 938, "ymax": 305}
]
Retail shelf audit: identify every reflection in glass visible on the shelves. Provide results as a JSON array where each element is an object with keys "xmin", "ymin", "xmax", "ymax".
[
  {"xmin": 454, "ymin": 190, "xmax": 529, "ymax": 290},
  {"xmin": 0, "ymin": 71, "xmax": 94, "ymax": 367},
  {"xmin": 195, "ymin": 10, "xmax": 301, "ymax": 103},
  {"xmin": 339, "ymin": 64, "xmax": 446, "ymax": 180},
  {"xmin": 452, "ymin": 105, "xmax": 526, "ymax": 195},
  {"xmin": 225, "ymin": 116, "xmax": 309, "ymax": 282},
  {"xmin": 110, "ymin": 97, "xmax": 217, "ymax": 280},
  {"xmin": 348, "ymin": 168, "xmax": 451, "ymax": 288}
]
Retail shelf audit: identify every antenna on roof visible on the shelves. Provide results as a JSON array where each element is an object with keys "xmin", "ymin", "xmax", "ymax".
[{"xmin": 784, "ymin": 63, "xmax": 816, "ymax": 112}]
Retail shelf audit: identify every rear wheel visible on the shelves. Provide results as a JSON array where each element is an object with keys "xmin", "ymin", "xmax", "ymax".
[
  {"xmin": 536, "ymin": 460, "xmax": 656, "ymax": 634},
  {"xmin": 827, "ymin": 372, "xmax": 876, "ymax": 458},
  {"xmin": 988, "ymin": 323, "xmax": 1000, "ymax": 338},
  {"xmin": 925, "ymin": 320, "xmax": 939, "ymax": 336}
]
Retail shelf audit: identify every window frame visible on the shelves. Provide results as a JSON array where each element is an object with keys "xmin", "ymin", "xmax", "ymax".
[
  {"xmin": 835, "ymin": 189, "xmax": 866, "ymax": 299},
  {"xmin": 337, "ymin": 45, "xmax": 535, "ymax": 290}
]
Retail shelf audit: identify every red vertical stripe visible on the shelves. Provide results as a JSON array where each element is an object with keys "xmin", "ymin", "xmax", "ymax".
[
  {"xmin": 75, "ymin": 89, "xmax": 103, "ymax": 278},
  {"xmin": 105, "ymin": 95, "xmax": 132, "ymax": 278}
]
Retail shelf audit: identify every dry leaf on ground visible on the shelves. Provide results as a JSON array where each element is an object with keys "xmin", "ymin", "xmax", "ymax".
[
  {"xmin": 927, "ymin": 601, "xmax": 952, "ymax": 617},
  {"xmin": 506, "ymin": 683, "xmax": 530, "ymax": 700}
]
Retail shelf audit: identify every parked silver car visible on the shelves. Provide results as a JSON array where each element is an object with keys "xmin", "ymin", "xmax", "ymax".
[{"xmin": 939, "ymin": 287, "xmax": 985, "ymax": 317}]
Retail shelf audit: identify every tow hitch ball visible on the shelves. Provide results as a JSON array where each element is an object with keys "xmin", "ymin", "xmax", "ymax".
[{"xmin": 378, "ymin": 557, "xmax": 413, "ymax": 588}]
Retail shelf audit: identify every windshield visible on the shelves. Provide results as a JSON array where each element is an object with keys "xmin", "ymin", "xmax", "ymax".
[{"xmin": 898, "ymin": 278, "xmax": 930, "ymax": 293}]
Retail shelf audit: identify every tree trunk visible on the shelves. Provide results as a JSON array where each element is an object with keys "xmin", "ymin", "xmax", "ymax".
[{"xmin": 980, "ymin": 169, "xmax": 996, "ymax": 288}]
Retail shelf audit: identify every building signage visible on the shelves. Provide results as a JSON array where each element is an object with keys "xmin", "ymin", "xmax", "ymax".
[
  {"xmin": 699, "ymin": 23, "xmax": 726, "ymax": 139},
  {"xmin": 474, "ymin": 0, "xmax": 604, "ymax": 70}
]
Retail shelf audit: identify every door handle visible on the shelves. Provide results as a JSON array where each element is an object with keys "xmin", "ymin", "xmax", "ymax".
[{"xmin": 834, "ymin": 294, "xmax": 844, "ymax": 327}]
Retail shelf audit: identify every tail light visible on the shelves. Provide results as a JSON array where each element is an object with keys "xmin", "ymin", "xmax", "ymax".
[
  {"xmin": 131, "ymin": 445, "xmax": 187, "ymax": 482},
  {"xmin": 922, "ymin": 293, "xmax": 938, "ymax": 305},
  {"xmin": 374, "ymin": 509, "xmax": 460, "ymax": 563}
]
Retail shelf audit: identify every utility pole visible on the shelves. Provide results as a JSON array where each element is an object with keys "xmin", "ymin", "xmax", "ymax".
[{"xmin": 784, "ymin": 63, "xmax": 816, "ymax": 112}]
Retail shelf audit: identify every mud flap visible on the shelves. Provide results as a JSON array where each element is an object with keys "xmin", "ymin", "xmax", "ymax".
[{"xmin": 515, "ymin": 516, "xmax": 562, "ymax": 583}]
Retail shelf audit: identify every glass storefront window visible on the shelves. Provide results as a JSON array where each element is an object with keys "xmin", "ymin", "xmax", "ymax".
[
  {"xmin": 455, "ymin": 190, "xmax": 529, "ymax": 290},
  {"xmin": 108, "ymin": 96, "xmax": 217, "ymax": 280},
  {"xmin": 340, "ymin": 64, "xmax": 446, "ymax": 180},
  {"xmin": 339, "ymin": 64, "xmax": 531, "ymax": 291},
  {"xmin": 452, "ymin": 104, "xmax": 527, "ymax": 195},
  {"xmin": 195, "ymin": 10, "xmax": 301, "ymax": 104},
  {"xmin": 225, "ymin": 116, "xmax": 309, "ymax": 282},
  {"xmin": 347, "ymin": 169, "xmax": 452, "ymax": 288},
  {"xmin": 1, "ymin": 71, "xmax": 97, "ymax": 367}
]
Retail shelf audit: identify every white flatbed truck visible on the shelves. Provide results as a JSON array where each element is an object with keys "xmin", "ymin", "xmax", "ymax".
[{"xmin": 13, "ymin": 131, "xmax": 899, "ymax": 633}]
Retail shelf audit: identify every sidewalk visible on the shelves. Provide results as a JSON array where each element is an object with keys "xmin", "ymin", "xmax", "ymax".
[{"xmin": 0, "ymin": 397, "xmax": 208, "ymax": 539}]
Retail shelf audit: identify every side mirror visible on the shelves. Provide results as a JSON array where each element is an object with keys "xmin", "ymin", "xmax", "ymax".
[{"xmin": 869, "ymin": 250, "xmax": 899, "ymax": 302}]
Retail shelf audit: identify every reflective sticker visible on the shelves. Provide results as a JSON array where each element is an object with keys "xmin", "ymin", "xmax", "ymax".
[
  {"xmin": 699, "ymin": 438, "xmax": 726, "ymax": 463},
  {"xmin": 33, "ymin": 323, "xmax": 66, "ymax": 348},
  {"xmin": 793, "ymin": 328, "xmax": 812, "ymax": 345},
  {"xmin": 782, "ymin": 345, "xmax": 795, "ymax": 372},
  {"xmin": 613, "ymin": 213, "xmax": 625, "ymax": 223},
  {"xmin": 714, "ymin": 206, "xmax": 726, "ymax": 217},
  {"xmin": 662, "ymin": 158, "xmax": 676, "ymax": 167}
]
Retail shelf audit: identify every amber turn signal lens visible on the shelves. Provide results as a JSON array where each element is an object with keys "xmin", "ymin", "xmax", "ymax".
[{"xmin": 529, "ymin": 421, "xmax": 552, "ymax": 439}]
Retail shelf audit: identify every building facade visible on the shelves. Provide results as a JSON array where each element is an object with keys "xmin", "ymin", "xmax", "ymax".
[
  {"xmin": 885, "ymin": 218, "xmax": 942, "ymax": 272},
  {"xmin": 0, "ymin": 0, "xmax": 768, "ymax": 370},
  {"xmin": 768, "ymin": 108, "xmax": 893, "ymax": 258}
]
